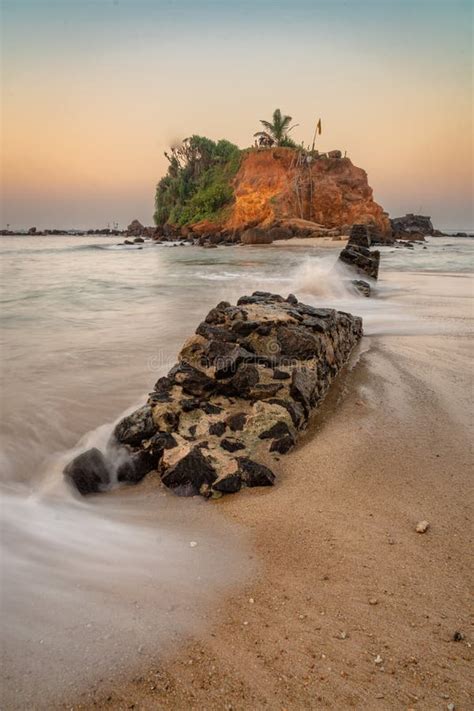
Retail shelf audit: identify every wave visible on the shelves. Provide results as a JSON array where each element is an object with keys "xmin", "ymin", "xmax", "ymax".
[{"xmin": 0, "ymin": 412, "xmax": 252, "ymax": 708}]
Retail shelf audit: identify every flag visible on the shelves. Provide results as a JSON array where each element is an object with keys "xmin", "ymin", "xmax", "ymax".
[{"xmin": 316, "ymin": 118, "xmax": 322, "ymax": 135}]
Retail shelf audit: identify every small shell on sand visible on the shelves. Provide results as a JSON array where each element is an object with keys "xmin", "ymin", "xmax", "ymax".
[{"xmin": 416, "ymin": 520, "xmax": 430, "ymax": 533}]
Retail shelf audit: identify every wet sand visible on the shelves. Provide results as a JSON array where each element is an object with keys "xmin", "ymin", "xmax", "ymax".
[{"xmin": 65, "ymin": 271, "xmax": 473, "ymax": 710}]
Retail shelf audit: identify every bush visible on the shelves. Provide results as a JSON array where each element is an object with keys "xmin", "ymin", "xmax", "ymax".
[{"xmin": 154, "ymin": 135, "xmax": 242, "ymax": 226}]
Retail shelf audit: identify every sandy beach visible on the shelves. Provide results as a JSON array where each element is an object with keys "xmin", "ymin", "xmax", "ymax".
[{"xmin": 58, "ymin": 269, "xmax": 473, "ymax": 711}]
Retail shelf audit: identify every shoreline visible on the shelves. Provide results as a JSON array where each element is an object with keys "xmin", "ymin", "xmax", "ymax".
[{"xmin": 61, "ymin": 270, "xmax": 473, "ymax": 710}]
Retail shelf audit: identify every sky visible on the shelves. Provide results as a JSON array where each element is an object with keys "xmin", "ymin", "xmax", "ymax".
[{"xmin": 1, "ymin": 0, "xmax": 472, "ymax": 230}]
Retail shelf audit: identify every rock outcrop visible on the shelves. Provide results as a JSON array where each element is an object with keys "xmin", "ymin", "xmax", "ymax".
[
  {"xmin": 338, "ymin": 224, "xmax": 380, "ymax": 282},
  {"xmin": 126, "ymin": 219, "xmax": 145, "ymax": 236},
  {"xmin": 224, "ymin": 148, "xmax": 391, "ymax": 237},
  {"xmin": 65, "ymin": 293, "xmax": 362, "ymax": 498},
  {"xmin": 391, "ymin": 214, "xmax": 433, "ymax": 240}
]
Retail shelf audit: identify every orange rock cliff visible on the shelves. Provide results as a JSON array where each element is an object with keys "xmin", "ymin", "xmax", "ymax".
[{"xmin": 222, "ymin": 148, "xmax": 390, "ymax": 235}]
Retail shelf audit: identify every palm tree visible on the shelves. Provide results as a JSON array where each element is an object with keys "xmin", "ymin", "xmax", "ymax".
[{"xmin": 254, "ymin": 108, "xmax": 299, "ymax": 147}]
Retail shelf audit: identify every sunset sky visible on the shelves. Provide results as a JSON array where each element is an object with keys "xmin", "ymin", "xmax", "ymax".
[{"xmin": 1, "ymin": 0, "xmax": 472, "ymax": 230}]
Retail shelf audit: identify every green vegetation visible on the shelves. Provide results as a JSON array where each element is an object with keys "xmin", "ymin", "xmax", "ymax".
[
  {"xmin": 254, "ymin": 108, "xmax": 298, "ymax": 148},
  {"xmin": 153, "ymin": 135, "xmax": 242, "ymax": 226}
]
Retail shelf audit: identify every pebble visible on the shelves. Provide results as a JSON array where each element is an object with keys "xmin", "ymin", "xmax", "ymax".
[
  {"xmin": 369, "ymin": 598, "xmax": 379, "ymax": 605},
  {"xmin": 189, "ymin": 541, "xmax": 198, "ymax": 547},
  {"xmin": 374, "ymin": 655, "xmax": 383, "ymax": 665},
  {"xmin": 447, "ymin": 704, "xmax": 455, "ymax": 711},
  {"xmin": 249, "ymin": 598, "xmax": 255, "ymax": 604},
  {"xmin": 416, "ymin": 520, "xmax": 430, "ymax": 533}
]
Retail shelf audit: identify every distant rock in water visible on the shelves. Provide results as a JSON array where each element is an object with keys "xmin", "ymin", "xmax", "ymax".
[
  {"xmin": 126, "ymin": 219, "xmax": 145, "ymax": 236},
  {"xmin": 65, "ymin": 293, "xmax": 363, "ymax": 498},
  {"xmin": 391, "ymin": 214, "xmax": 433, "ymax": 241}
]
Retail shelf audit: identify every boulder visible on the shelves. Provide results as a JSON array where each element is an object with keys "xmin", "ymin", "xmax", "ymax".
[
  {"xmin": 349, "ymin": 224, "xmax": 371, "ymax": 248},
  {"xmin": 241, "ymin": 228, "xmax": 273, "ymax": 245},
  {"xmin": 338, "ymin": 244, "xmax": 380, "ymax": 280},
  {"xmin": 64, "ymin": 448, "xmax": 110, "ymax": 495},
  {"xmin": 237, "ymin": 457, "xmax": 275, "ymax": 487},
  {"xmin": 390, "ymin": 214, "xmax": 433, "ymax": 237},
  {"xmin": 116, "ymin": 449, "xmax": 161, "ymax": 484},
  {"xmin": 127, "ymin": 219, "xmax": 145, "ymax": 236},
  {"xmin": 67, "ymin": 293, "xmax": 363, "ymax": 499},
  {"xmin": 161, "ymin": 446, "xmax": 217, "ymax": 496},
  {"xmin": 352, "ymin": 279, "xmax": 371, "ymax": 297},
  {"xmin": 114, "ymin": 405, "xmax": 156, "ymax": 447}
]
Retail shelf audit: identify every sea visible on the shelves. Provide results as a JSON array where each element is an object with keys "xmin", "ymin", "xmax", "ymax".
[{"xmin": 0, "ymin": 233, "xmax": 472, "ymax": 708}]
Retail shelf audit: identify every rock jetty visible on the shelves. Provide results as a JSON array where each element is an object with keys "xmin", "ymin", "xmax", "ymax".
[{"xmin": 64, "ymin": 293, "xmax": 363, "ymax": 498}]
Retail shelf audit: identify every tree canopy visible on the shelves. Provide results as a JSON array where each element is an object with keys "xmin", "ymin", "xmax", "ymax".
[
  {"xmin": 254, "ymin": 108, "xmax": 298, "ymax": 147},
  {"xmin": 154, "ymin": 135, "xmax": 241, "ymax": 226}
]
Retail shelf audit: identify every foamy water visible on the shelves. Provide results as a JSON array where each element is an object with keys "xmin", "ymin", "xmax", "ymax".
[{"xmin": 0, "ymin": 234, "xmax": 472, "ymax": 708}]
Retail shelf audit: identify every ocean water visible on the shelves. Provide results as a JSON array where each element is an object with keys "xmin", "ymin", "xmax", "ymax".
[{"xmin": 0, "ymin": 233, "xmax": 472, "ymax": 708}]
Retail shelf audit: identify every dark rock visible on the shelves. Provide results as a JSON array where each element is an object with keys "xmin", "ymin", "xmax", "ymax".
[
  {"xmin": 206, "ymin": 341, "xmax": 254, "ymax": 377},
  {"xmin": 277, "ymin": 325, "xmax": 318, "ymax": 359},
  {"xmin": 338, "ymin": 244, "xmax": 380, "ymax": 280},
  {"xmin": 227, "ymin": 412, "xmax": 247, "ymax": 431},
  {"xmin": 286, "ymin": 293, "xmax": 298, "ymax": 305},
  {"xmin": 220, "ymin": 438, "xmax": 245, "ymax": 452},
  {"xmin": 349, "ymin": 224, "xmax": 371, "ymax": 247},
  {"xmin": 237, "ymin": 457, "xmax": 275, "ymax": 487},
  {"xmin": 228, "ymin": 363, "xmax": 260, "ymax": 394},
  {"xmin": 352, "ymin": 279, "xmax": 371, "ymax": 297},
  {"xmin": 133, "ymin": 236, "xmax": 144, "ymax": 243},
  {"xmin": 181, "ymin": 398, "xmax": 200, "ymax": 412},
  {"xmin": 175, "ymin": 362, "xmax": 216, "ymax": 397},
  {"xmin": 64, "ymin": 448, "xmax": 110, "ymax": 495},
  {"xmin": 295, "ymin": 304, "xmax": 335, "ymax": 320},
  {"xmin": 273, "ymin": 368, "xmax": 290, "ymax": 380},
  {"xmin": 205, "ymin": 307, "xmax": 227, "ymax": 325},
  {"xmin": 209, "ymin": 421, "xmax": 227, "ymax": 436},
  {"xmin": 269, "ymin": 434, "xmax": 295, "ymax": 454},
  {"xmin": 213, "ymin": 474, "xmax": 242, "ymax": 494},
  {"xmin": 290, "ymin": 367, "xmax": 318, "ymax": 414},
  {"xmin": 200, "ymin": 401, "xmax": 223, "ymax": 415},
  {"xmin": 151, "ymin": 376, "xmax": 173, "ymax": 403},
  {"xmin": 149, "ymin": 431, "xmax": 178, "ymax": 451},
  {"xmin": 196, "ymin": 322, "xmax": 237, "ymax": 342},
  {"xmin": 237, "ymin": 291, "xmax": 285, "ymax": 305},
  {"xmin": 114, "ymin": 405, "xmax": 156, "ymax": 447},
  {"xmin": 162, "ymin": 447, "xmax": 217, "ymax": 494},
  {"xmin": 116, "ymin": 449, "xmax": 161, "ymax": 484},
  {"xmin": 230, "ymin": 320, "xmax": 260, "ymax": 337},
  {"xmin": 391, "ymin": 214, "xmax": 433, "ymax": 237},
  {"xmin": 127, "ymin": 219, "xmax": 145, "ymax": 236},
  {"xmin": 259, "ymin": 421, "xmax": 292, "ymax": 440}
]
